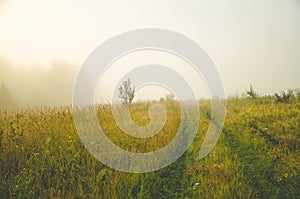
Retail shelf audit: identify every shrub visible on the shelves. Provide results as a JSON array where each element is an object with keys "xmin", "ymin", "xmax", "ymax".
[{"xmin": 274, "ymin": 90, "xmax": 294, "ymax": 103}]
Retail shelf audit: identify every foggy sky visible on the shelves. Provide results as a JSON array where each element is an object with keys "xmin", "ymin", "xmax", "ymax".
[{"xmin": 0, "ymin": 0, "xmax": 299, "ymax": 105}]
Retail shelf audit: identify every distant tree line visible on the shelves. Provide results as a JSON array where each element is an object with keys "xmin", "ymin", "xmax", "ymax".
[
  {"xmin": 0, "ymin": 56, "xmax": 77, "ymax": 109},
  {"xmin": 0, "ymin": 83, "xmax": 15, "ymax": 110}
]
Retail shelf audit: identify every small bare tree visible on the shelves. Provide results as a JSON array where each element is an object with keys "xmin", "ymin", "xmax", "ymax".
[
  {"xmin": 118, "ymin": 78, "xmax": 135, "ymax": 105},
  {"xmin": 246, "ymin": 85, "xmax": 258, "ymax": 99}
]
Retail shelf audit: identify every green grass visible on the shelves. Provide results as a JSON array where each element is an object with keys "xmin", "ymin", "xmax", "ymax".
[{"xmin": 0, "ymin": 98, "xmax": 299, "ymax": 198}]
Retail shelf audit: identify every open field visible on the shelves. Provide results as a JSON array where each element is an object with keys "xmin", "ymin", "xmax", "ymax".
[{"xmin": 0, "ymin": 98, "xmax": 299, "ymax": 198}]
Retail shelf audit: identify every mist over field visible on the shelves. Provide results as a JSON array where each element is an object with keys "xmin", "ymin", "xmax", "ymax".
[{"xmin": 1, "ymin": 53, "xmax": 300, "ymax": 110}]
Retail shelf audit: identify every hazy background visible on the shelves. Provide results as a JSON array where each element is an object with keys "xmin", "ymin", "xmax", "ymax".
[{"xmin": 0, "ymin": 0, "xmax": 299, "ymax": 108}]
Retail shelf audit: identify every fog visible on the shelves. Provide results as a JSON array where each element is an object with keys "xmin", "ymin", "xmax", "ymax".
[
  {"xmin": 1, "ymin": 0, "xmax": 300, "ymax": 110},
  {"xmin": 0, "ymin": 56, "xmax": 77, "ymax": 109}
]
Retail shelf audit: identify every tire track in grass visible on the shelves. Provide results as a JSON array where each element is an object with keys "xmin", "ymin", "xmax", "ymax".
[
  {"xmin": 148, "ymin": 104, "xmax": 196, "ymax": 199},
  {"xmin": 205, "ymin": 111, "xmax": 299, "ymax": 198}
]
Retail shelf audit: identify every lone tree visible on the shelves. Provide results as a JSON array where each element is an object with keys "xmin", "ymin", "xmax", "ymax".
[
  {"xmin": 246, "ymin": 85, "xmax": 258, "ymax": 99},
  {"xmin": 118, "ymin": 78, "xmax": 135, "ymax": 105}
]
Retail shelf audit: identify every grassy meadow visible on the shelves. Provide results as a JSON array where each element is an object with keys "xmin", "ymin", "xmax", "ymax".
[{"xmin": 0, "ymin": 97, "xmax": 299, "ymax": 198}]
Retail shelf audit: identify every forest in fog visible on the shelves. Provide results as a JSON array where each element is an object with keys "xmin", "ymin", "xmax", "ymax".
[{"xmin": 0, "ymin": 56, "xmax": 77, "ymax": 109}]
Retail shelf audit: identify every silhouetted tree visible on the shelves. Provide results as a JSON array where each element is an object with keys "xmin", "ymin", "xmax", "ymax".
[{"xmin": 246, "ymin": 85, "xmax": 258, "ymax": 99}]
